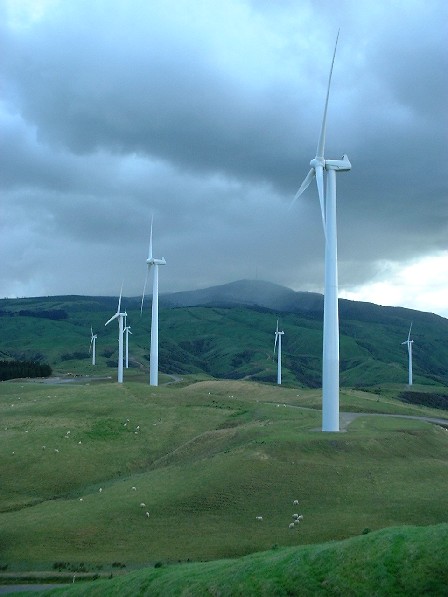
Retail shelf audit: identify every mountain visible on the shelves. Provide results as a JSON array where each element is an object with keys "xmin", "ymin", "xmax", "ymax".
[
  {"xmin": 1, "ymin": 279, "xmax": 447, "ymax": 388},
  {"xmin": 161, "ymin": 279, "xmax": 323, "ymax": 312}
]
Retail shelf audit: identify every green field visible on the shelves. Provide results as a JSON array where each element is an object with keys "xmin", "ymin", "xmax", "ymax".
[
  {"xmin": 1, "ymin": 377, "xmax": 447, "ymax": 580},
  {"xmin": 28, "ymin": 524, "xmax": 448, "ymax": 596}
]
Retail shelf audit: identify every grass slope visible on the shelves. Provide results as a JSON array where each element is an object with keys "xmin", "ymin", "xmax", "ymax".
[
  {"xmin": 1, "ymin": 379, "xmax": 447, "ymax": 570},
  {"xmin": 25, "ymin": 524, "xmax": 448, "ymax": 596}
]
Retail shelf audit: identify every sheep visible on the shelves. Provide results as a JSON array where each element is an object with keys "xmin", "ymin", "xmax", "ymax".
[
  {"xmin": 293, "ymin": 500, "xmax": 299, "ymax": 505},
  {"xmin": 54, "ymin": 449, "xmax": 59, "ymax": 453},
  {"xmin": 78, "ymin": 441, "xmax": 82, "ymax": 445},
  {"xmin": 289, "ymin": 523, "xmax": 295, "ymax": 529},
  {"xmin": 131, "ymin": 486, "xmax": 136, "ymax": 491},
  {"xmin": 292, "ymin": 513, "xmax": 299, "ymax": 519},
  {"xmin": 79, "ymin": 498, "xmax": 83, "ymax": 502},
  {"xmin": 298, "ymin": 515, "xmax": 304, "ymax": 520},
  {"xmin": 99, "ymin": 488, "xmax": 103, "ymax": 493},
  {"xmin": 140, "ymin": 503, "xmax": 146, "ymax": 508},
  {"xmin": 145, "ymin": 511, "xmax": 150, "ymax": 518},
  {"xmin": 255, "ymin": 516, "xmax": 263, "ymax": 521}
]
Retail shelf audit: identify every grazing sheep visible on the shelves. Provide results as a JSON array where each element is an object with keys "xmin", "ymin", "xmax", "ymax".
[
  {"xmin": 132, "ymin": 486, "xmax": 136, "ymax": 491},
  {"xmin": 140, "ymin": 503, "xmax": 146, "ymax": 507},
  {"xmin": 289, "ymin": 523, "xmax": 295, "ymax": 529},
  {"xmin": 79, "ymin": 498, "xmax": 83, "ymax": 502},
  {"xmin": 145, "ymin": 511, "xmax": 150, "ymax": 518},
  {"xmin": 255, "ymin": 516, "xmax": 263, "ymax": 521},
  {"xmin": 78, "ymin": 441, "xmax": 82, "ymax": 445},
  {"xmin": 292, "ymin": 513, "xmax": 299, "ymax": 519},
  {"xmin": 298, "ymin": 515, "xmax": 303, "ymax": 520},
  {"xmin": 99, "ymin": 488, "xmax": 103, "ymax": 493},
  {"xmin": 54, "ymin": 449, "xmax": 59, "ymax": 453},
  {"xmin": 293, "ymin": 500, "xmax": 299, "ymax": 505}
]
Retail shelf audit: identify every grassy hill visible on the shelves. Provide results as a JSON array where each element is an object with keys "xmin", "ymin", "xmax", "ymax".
[
  {"xmin": 28, "ymin": 524, "xmax": 448, "ymax": 596},
  {"xmin": 1, "ymin": 378, "xmax": 447, "ymax": 572},
  {"xmin": 1, "ymin": 280, "xmax": 448, "ymax": 388}
]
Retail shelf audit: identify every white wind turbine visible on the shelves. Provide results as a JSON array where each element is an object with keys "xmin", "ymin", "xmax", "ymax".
[
  {"xmin": 402, "ymin": 323, "xmax": 414, "ymax": 386},
  {"xmin": 123, "ymin": 315, "xmax": 132, "ymax": 369},
  {"xmin": 274, "ymin": 319, "xmax": 284, "ymax": 385},
  {"xmin": 89, "ymin": 326, "xmax": 97, "ymax": 366},
  {"xmin": 292, "ymin": 32, "xmax": 351, "ymax": 432},
  {"xmin": 105, "ymin": 286, "xmax": 127, "ymax": 383},
  {"xmin": 141, "ymin": 216, "xmax": 166, "ymax": 386}
]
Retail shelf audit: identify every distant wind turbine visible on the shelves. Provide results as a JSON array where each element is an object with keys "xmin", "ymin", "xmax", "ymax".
[
  {"xmin": 141, "ymin": 216, "xmax": 166, "ymax": 386},
  {"xmin": 105, "ymin": 285, "xmax": 127, "ymax": 383},
  {"xmin": 123, "ymin": 314, "xmax": 132, "ymax": 369},
  {"xmin": 402, "ymin": 323, "xmax": 414, "ymax": 386},
  {"xmin": 292, "ymin": 31, "xmax": 351, "ymax": 432},
  {"xmin": 90, "ymin": 326, "xmax": 97, "ymax": 366},
  {"xmin": 274, "ymin": 319, "xmax": 284, "ymax": 385}
]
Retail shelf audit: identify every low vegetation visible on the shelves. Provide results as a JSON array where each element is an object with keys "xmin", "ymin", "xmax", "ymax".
[
  {"xmin": 30, "ymin": 523, "xmax": 448, "ymax": 596},
  {"xmin": 0, "ymin": 360, "xmax": 52, "ymax": 381}
]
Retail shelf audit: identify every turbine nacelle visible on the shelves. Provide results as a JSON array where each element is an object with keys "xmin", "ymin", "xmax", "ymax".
[
  {"xmin": 325, "ymin": 154, "xmax": 351, "ymax": 172},
  {"xmin": 146, "ymin": 257, "xmax": 167, "ymax": 266}
]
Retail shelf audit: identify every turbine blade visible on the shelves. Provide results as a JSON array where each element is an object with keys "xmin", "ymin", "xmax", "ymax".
[
  {"xmin": 316, "ymin": 30, "xmax": 339, "ymax": 159},
  {"xmin": 148, "ymin": 214, "xmax": 154, "ymax": 260},
  {"xmin": 408, "ymin": 322, "xmax": 413, "ymax": 341},
  {"xmin": 315, "ymin": 164, "xmax": 326, "ymax": 230},
  {"xmin": 290, "ymin": 168, "xmax": 315, "ymax": 210},
  {"xmin": 105, "ymin": 313, "xmax": 119, "ymax": 326},
  {"xmin": 140, "ymin": 268, "xmax": 150, "ymax": 316},
  {"xmin": 117, "ymin": 284, "xmax": 123, "ymax": 314}
]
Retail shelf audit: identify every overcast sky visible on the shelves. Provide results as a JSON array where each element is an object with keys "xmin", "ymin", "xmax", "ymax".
[{"xmin": 1, "ymin": 0, "xmax": 447, "ymax": 316}]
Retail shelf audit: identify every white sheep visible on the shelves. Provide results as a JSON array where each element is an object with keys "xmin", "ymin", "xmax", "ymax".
[
  {"xmin": 289, "ymin": 523, "xmax": 295, "ymax": 529},
  {"xmin": 255, "ymin": 516, "xmax": 263, "ymax": 521},
  {"xmin": 132, "ymin": 486, "xmax": 136, "ymax": 491},
  {"xmin": 292, "ymin": 513, "xmax": 299, "ymax": 519},
  {"xmin": 145, "ymin": 511, "xmax": 150, "ymax": 518},
  {"xmin": 140, "ymin": 503, "xmax": 146, "ymax": 507},
  {"xmin": 298, "ymin": 515, "xmax": 303, "ymax": 520},
  {"xmin": 293, "ymin": 500, "xmax": 299, "ymax": 505},
  {"xmin": 99, "ymin": 488, "xmax": 103, "ymax": 493}
]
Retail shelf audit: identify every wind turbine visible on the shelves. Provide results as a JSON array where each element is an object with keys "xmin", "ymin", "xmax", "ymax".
[
  {"xmin": 141, "ymin": 216, "xmax": 166, "ymax": 386},
  {"xmin": 402, "ymin": 323, "xmax": 414, "ymax": 386},
  {"xmin": 89, "ymin": 326, "xmax": 97, "ymax": 366},
  {"xmin": 274, "ymin": 319, "xmax": 284, "ymax": 385},
  {"xmin": 123, "ymin": 315, "xmax": 132, "ymax": 369},
  {"xmin": 292, "ymin": 31, "xmax": 351, "ymax": 432},
  {"xmin": 105, "ymin": 286, "xmax": 127, "ymax": 383}
]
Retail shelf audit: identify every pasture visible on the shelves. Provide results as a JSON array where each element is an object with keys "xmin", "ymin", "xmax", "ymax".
[{"xmin": 1, "ymin": 376, "xmax": 447, "ymax": 575}]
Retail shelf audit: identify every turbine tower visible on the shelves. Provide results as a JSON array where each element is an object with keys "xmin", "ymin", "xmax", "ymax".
[
  {"xmin": 141, "ymin": 216, "xmax": 166, "ymax": 386},
  {"xmin": 293, "ymin": 32, "xmax": 351, "ymax": 432},
  {"xmin": 90, "ymin": 326, "xmax": 97, "ymax": 366},
  {"xmin": 274, "ymin": 319, "xmax": 284, "ymax": 385},
  {"xmin": 402, "ymin": 323, "xmax": 414, "ymax": 386},
  {"xmin": 123, "ymin": 315, "xmax": 132, "ymax": 369},
  {"xmin": 105, "ymin": 286, "xmax": 126, "ymax": 383}
]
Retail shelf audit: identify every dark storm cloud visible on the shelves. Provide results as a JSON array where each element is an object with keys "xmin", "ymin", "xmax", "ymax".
[{"xmin": 1, "ymin": 0, "xmax": 447, "ymax": 311}]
